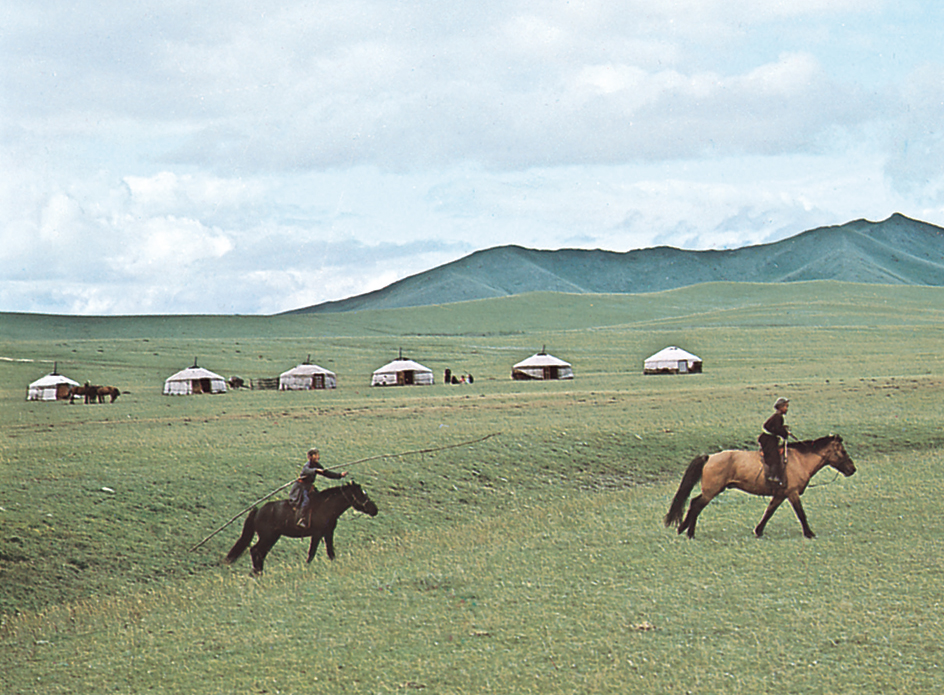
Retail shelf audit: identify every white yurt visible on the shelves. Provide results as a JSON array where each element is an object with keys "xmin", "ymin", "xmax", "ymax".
[
  {"xmin": 643, "ymin": 346, "xmax": 703, "ymax": 374},
  {"xmin": 163, "ymin": 361, "xmax": 227, "ymax": 395},
  {"xmin": 511, "ymin": 350, "xmax": 574, "ymax": 380},
  {"xmin": 279, "ymin": 361, "xmax": 337, "ymax": 390},
  {"xmin": 27, "ymin": 370, "xmax": 80, "ymax": 401},
  {"xmin": 371, "ymin": 356, "xmax": 434, "ymax": 386}
]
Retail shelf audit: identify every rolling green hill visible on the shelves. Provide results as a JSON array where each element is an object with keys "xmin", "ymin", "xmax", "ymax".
[{"xmin": 286, "ymin": 213, "xmax": 944, "ymax": 314}]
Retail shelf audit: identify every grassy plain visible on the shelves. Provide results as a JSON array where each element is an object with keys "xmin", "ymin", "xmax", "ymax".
[{"xmin": 1, "ymin": 281, "xmax": 943, "ymax": 693}]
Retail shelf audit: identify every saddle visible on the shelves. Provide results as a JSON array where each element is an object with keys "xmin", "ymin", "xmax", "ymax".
[{"xmin": 759, "ymin": 445, "xmax": 786, "ymax": 487}]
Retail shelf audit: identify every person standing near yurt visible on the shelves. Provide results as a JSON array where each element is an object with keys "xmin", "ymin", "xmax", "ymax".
[
  {"xmin": 289, "ymin": 447, "xmax": 347, "ymax": 527},
  {"xmin": 758, "ymin": 397, "xmax": 792, "ymax": 488}
]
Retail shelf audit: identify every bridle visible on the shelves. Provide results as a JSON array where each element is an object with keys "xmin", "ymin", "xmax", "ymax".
[
  {"xmin": 806, "ymin": 440, "xmax": 847, "ymax": 488},
  {"xmin": 340, "ymin": 483, "xmax": 370, "ymax": 511}
]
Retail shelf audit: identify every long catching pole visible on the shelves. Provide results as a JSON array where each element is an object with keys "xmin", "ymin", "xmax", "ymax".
[
  {"xmin": 188, "ymin": 431, "xmax": 501, "ymax": 552},
  {"xmin": 188, "ymin": 479, "xmax": 296, "ymax": 552},
  {"xmin": 322, "ymin": 431, "xmax": 501, "ymax": 472}
]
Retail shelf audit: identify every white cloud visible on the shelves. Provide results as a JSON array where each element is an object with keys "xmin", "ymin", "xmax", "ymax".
[
  {"xmin": 136, "ymin": 217, "xmax": 232, "ymax": 270},
  {"xmin": 38, "ymin": 193, "xmax": 84, "ymax": 244},
  {"xmin": 884, "ymin": 62, "xmax": 944, "ymax": 201}
]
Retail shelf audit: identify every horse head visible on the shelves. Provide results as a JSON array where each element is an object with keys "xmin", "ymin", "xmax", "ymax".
[
  {"xmin": 824, "ymin": 435, "xmax": 856, "ymax": 477},
  {"xmin": 344, "ymin": 482, "xmax": 378, "ymax": 517}
]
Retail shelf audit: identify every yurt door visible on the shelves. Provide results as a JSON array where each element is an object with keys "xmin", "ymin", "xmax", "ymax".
[{"xmin": 312, "ymin": 374, "xmax": 325, "ymax": 390}]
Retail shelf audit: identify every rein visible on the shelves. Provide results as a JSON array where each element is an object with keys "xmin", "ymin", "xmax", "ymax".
[
  {"xmin": 807, "ymin": 469, "xmax": 841, "ymax": 489},
  {"xmin": 339, "ymin": 483, "xmax": 366, "ymax": 509},
  {"xmin": 804, "ymin": 444, "xmax": 842, "ymax": 489},
  {"xmin": 784, "ymin": 442, "xmax": 843, "ymax": 490}
]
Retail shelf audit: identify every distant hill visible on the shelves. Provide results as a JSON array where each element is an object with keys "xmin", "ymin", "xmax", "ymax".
[{"xmin": 284, "ymin": 213, "xmax": 944, "ymax": 314}]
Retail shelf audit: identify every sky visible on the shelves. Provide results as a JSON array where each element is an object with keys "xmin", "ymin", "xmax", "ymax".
[{"xmin": 2, "ymin": 1, "xmax": 944, "ymax": 316}]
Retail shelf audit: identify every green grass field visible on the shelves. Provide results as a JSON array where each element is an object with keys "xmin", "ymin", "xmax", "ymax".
[{"xmin": 2, "ymin": 281, "xmax": 943, "ymax": 693}]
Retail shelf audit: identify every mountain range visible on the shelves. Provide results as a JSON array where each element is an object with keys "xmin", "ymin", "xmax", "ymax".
[{"xmin": 284, "ymin": 213, "xmax": 944, "ymax": 314}]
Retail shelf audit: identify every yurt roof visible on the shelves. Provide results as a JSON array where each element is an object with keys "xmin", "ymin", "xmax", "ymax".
[
  {"xmin": 29, "ymin": 373, "xmax": 79, "ymax": 388},
  {"xmin": 645, "ymin": 346, "xmax": 701, "ymax": 362},
  {"xmin": 372, "ymin": 358, "xmax": 432, "ymax": 375},
  {"xmin": 280, "ymin": 363, "xmax": 336, "ymax": 378},
  {"xmin": 165, "ymin": 366, "xmax": 225, "ymax": 381},
  {"xmin": 513, "ymin": 352, "xmax": 571, "ymax": 369}
]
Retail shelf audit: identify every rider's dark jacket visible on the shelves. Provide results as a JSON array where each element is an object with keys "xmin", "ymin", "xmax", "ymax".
[
  {"xmin": 289, "ymin": 460, "xmax": 344, "ymax": 508},
  {"xmin": 758, "ymin": 411, "xmax": 790, "ymax": 471},
  {"xmin": 761, "ymin": 412, "xmax": 789, "ymax": 441}
]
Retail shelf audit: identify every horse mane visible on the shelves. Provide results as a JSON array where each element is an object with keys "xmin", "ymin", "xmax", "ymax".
[
  {"xmin": 789, "ymin": 434, "xmax": 840, "ymax": 453},
  {"xmin": 317, "ymin": 484, "xmax": 345, "ymax": 497},
  {"xmin": 316, "ymin": 481, "xmax": 360, "ymax": 498}
]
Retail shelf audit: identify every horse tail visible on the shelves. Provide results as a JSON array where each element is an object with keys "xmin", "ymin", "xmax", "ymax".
[
  {"xmin": 224, "ymin": 507, "xmax": 258, "ymax": 564},
  {"xmin": 664, "ymin": 454, "xmax": 709, "ymax": 528}
]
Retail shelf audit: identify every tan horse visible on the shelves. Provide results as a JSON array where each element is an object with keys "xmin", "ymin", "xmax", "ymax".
[
  {"xmin": 665, "ymin": 435, "xmax": 856, "ymax": 539},
  {"xmin": 96, "ymin": 385, "xmax": 121, "ymax": 403}
]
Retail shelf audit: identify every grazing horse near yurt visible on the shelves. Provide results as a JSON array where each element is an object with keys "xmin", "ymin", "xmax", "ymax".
[
  {"xmin": 69, "ymin": 383, "xmax": 101, "ymax": 404},
  {"xmin": 665, "ymin": 435, "xmax": 856, "ymax": 539},
  {"xmin": 96, "ymin": 385, "xmax": 121, "ymax": 403},
  {"xmin": 225, "ymin": 482, "xmax": 378, "ymax": 574}
]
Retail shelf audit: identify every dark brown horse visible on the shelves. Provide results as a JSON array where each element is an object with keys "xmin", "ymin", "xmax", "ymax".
[
  {"xmin": 68, "ymin": 384, "xmax": 120, "ymax": 403},
  {"xmin": 225, "ymin": 482, "xmax": 378, "ymax": 574},
  {"xmin": 665, "ymin": 435, "xmax": 856, "ymax": 539},
  {"xmin": 69, "ymin": 383, "xmax": 101, "ymax": 404}
]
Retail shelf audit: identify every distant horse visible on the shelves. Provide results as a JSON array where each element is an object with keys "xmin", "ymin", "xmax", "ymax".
[
  {"xmin": 225, "ymin": 482, "xmax": 378, "ymax": 574},
  {"xmin": 96, "ymin": 386, "xmax": 121, "ymax": 403},
  {"xmin": 69, "ymin": 383, "xmax": 101, "ymax": 404},
  {"xmin": 665, "ymin": 435, "xmax": 856, "ymax": 539},
  {"xmin": 228, "ymin": 376, "xmax": 245, "ymax": 389}
]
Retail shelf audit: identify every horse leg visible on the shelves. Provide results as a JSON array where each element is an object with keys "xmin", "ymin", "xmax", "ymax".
[
  {"xmin": 323, "ymin": 523, "xmax": 338, "ymax": 560},
  {"xmin": 250, "ymin": 535, "xmax": 278, "ymax": 574},
  {"xmin": 788, "ymin": 495, "xmax": 816, "ymax": 539},
  {"xmin": 306, "ymin": 533, "xmax": 322, "ymax": 563},
  {"xmin": 249, "ymin": 544, "xmax": 263, "ymax": 573},
  {"xmin": 678, "ymin": 494, "xmax": 709, "ymax": 539},
  {"xmin": 754, "ymin": 496, "xmax": 786, "ymax": 537}
]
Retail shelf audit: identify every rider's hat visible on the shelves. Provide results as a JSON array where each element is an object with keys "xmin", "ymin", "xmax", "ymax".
[{"xmin": 773, "ymin": 397, "xmax": 789, "ymax": 408}]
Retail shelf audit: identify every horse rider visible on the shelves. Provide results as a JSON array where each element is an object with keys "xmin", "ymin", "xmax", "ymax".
[
  {"xmin": 289, "ymin": 447, "xmax": 347, "ymax": 527},
  {"xmin": 758, "ymin": 397, "xmax": 792, "ymax": 488}
]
